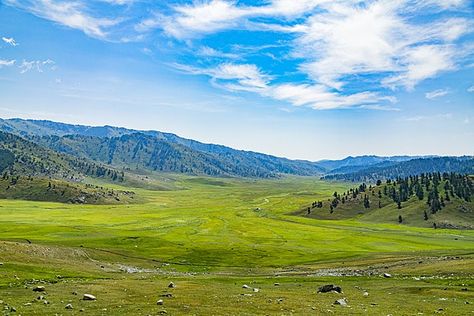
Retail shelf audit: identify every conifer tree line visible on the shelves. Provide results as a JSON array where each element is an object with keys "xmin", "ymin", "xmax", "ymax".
[{"xmin": 307, "ymin": 172, "xmax": 473, "ymax": 218}]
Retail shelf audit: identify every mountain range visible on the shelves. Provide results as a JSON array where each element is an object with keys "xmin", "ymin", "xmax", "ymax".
[{"xmin": 0, "ymin": 118, "xmax": 472, "ymax": 180}]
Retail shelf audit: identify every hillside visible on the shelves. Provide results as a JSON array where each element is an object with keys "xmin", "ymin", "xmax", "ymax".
[
  {"xmin": 0, "ymin": 118, "xmax": 325, "ymax": 178},
  {"xmin": 323, "ymin": 157, "xmax": 474, "ymax": 182},
  {"xmin": 0, "ymin": 176, "xmax": 136, "ymax": 204},
  {"xmin": 299, "ymin": 172, "xmax": 474, "ymax": 229},
  {"xmin": 0, "ymin": 131, "xmax": 124, "ymax": 182}
]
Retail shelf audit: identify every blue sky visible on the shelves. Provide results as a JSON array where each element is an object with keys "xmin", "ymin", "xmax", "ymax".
[{"xmin": 0, "ymin": 0, "xmax": 473, "ymax": 160}]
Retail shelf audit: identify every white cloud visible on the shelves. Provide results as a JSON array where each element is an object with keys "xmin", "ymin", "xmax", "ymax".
[
  {"xmin": 19, "ymin": 59, "xmax": 55, "ymax": 73},
  {"xmin": 2, "ymin": 37, "xmax": 19, "ymax": 46},
  {"xmin": 468, "ymin": 86, "xmax": 474, "ymax": 93},
  {"xmin": 425, "ymin": 88, "xmax": 449, "ymax": 100},
  {"xmin": 197, "ymin": 46, "xmax": 239, "ymax": 59},
  {"xmin": 5, "ymin": 0, "xmax": 119, "ymax": 39},
  {"xmin": 0, "ymin": 59, "xmax": 16, "ymax": 68},
  {"xmin": 140, "ymin": 0, "xmax": 328, "ymax": 39},
  {"xmin": 175, "ymin": 62, "xmax": 395, "ymax": 110}
]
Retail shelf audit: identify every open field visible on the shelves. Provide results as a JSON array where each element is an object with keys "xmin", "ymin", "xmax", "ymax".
[{"xmin": 0, "ymin": 175, "xmax": 473, "ymax": 315}]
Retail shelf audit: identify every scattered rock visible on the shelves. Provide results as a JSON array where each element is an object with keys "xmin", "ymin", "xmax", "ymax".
[
  {"xmin": 253, "ymin": 288, "xmax": 260, "ymax": 293},
  {"xmin": 383, "ymin": 273, "xmax": 392, "ymax": 278},
  {"xmin": 242, "ymin": 284, "xmax": 250, "ymax": 289},
  {"xmin": 274, "ymin": 283, "xmax": 280, "ymax": 286},
  {"xmin": 33, "ymin": 286, "xmax": 46, "ymax": 292},
  {"xmin": 65, "ymin": 303, "xmax": 73, "ymax": 309},
  {"xmin": 43, "ymin": 300, "xmax": 49, "ymax": 305},
  {"xmin": 168, "ymin": 282, "xmax": 175, "ymax": 288},
  {"xmin": 83, "ymin": 294, "xmax": 96, "ymax": 301},
  {"xmin": 160, "ymin": 293, "xmax": 173, "ymax": 298},
  {"xmin": 80, "ymin": 308, "xmax": 85, "ymax": 312},
  {"xmin": 461, "ymin": 288, "xmax": 468, "ymax": 292},
  {"xmin": 10, "ymin": 307, "xmax": 17, "ymax": 312},
  {"xmin": 334, "ymin": 298, "xmax": 348, "ymax": 307},
  {"xmin": 363, "ymin": 292, "xmax": 369, "ymax": 297},
  {"xmin": 318, "ymin": 284, "xmax": 342, "ymax": 293},
  {"xmin": 158, "ymin": 310, "xmax": 168, "ymax": 315},
  {"xmin": 0, "ymin": 262, "xmax": 3, "ymax": 266},
  {"xmin": 157, "ymin": 299, "xmax": 164, "ymax": 305},
  {"xmin": 24, "ymin": 303, "xmax": 32, "ymax": 306},
  {"xmin": 37, "ymin": 295, "xmax": 44, "ymax": 300},
  {"xmin": 72, "ymin": 291, "xmax": 78, "ymax": 295}
]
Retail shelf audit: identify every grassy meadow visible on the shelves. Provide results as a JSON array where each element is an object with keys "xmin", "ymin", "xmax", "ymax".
[{"xmin": 0, "ymin": 174, "xmax": 473, "ymax": 315}]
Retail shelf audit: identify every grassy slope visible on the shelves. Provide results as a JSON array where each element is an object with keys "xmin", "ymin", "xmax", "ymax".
[
  {"xmin": 300, "ymin": 181, "xmax": 474, "ymax": 229},
  {"xmin": 0, "ymin": 175, "xmax": 473, "ymax": 315},
  {"xmin": 0, "ymin": 177, "xmax": 138, "ymax": 204}
]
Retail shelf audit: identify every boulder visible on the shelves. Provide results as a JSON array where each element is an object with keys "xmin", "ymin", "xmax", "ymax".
[
  {"xmin": 83, "ymin": 294, "xmax": 96, "ymax": 301},
  {"xmin": 168, "ymin": 282, "xmax": 175, "ymax": 288},
  {"xmin": 242, "ymin": 284, "xmax": 250, "ymax": 289},
  {"xmin": 318, "ymin": 284, "xmax": 342, "ymax": 293},
  {"xmin": 157, "ymin": 299, "xmax": 164, "ymax": 305},
  {"xmin": 383, "ymin": 273, "xmax": 392, "ymax": 278},
  {"xmin": 65, "ymin": 303, "xmax": 73, "ymax": 309},
  {"xmin": 33, "ymin": 286, "xmax": 46, "ymax": 292}
]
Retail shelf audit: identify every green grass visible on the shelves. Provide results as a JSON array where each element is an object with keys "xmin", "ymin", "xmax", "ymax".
[{"xmin": 0, "ymin": 175, "xmax": 473, "ymax": 315}]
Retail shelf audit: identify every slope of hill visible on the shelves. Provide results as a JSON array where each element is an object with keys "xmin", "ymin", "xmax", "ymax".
[
  {"xmin": 0, "ymin": 176, "xmax": 136, "ymax": 204},
  {"xmin": 0, "ymin": 118, "xmax": 325, "ymax": 178},
  {"xmin": 0, "ymin": 131, "xmax": 123, "ymax": 182},
  {"xmin": 316, "ymin": 155, "xmax": 417, "ymax": 172},
  {"xmin": 29, "ymin": 133, "xmax": 324, "ymax": 178},
  {"xmin": 298, "ymin": 172, "xmax": 474, "ymax": 229},
  {"xmin": 323, "ymin": 157, "xmax": 474, "ymax": 182}
]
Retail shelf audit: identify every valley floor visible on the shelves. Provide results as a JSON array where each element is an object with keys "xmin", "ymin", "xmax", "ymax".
[{"xmin": 0, "ymin": 175, "xmax": 473, "ymax": 315}]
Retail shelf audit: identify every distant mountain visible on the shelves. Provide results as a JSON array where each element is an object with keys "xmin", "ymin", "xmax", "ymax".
[
  {"xmin": 0, "ymin": 118, "xmax": 472, "ymax": 179},
  {"xmin": 0, "ymin": 118, "xmax": 325, "ymax": 178},
  {"xmin": 324, "ymin": 157, "xmax": 474, "ymax": 182},
  {"xmin": 317, "ymin": 155, "xmax": 421, "ymax": 173}
]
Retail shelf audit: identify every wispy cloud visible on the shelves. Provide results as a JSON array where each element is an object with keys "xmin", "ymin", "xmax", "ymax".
[
  {"xmin": 19, "ymin": 59, "xmax": 55, "ymax": 73},
  {"xmin": 0, "ymin": 59, "xmax": 16, "ymax": 68},
  {"xmin": 2, "ymin": 37, "xmax": 19, "ymax": 46},
  {"xmin": 425, "ymin": 88, "xmax": 450, "ymax": 100},
  {"xmin": 174, "ymin": 62, "xmax": 396, "ymax": 110},
  {"xmin": 468, "ymin": 85, "xmax": 474, "ymax": 93},
  {"xmin": 5, "ymin": 0, "xmax": 120, "ymax": 39}
]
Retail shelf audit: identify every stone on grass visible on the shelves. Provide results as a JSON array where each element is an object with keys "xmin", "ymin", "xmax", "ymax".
[
  {"xmin": 318, "ymin": 284, "xmax": 342, "ymax": 293},
  {"xmin": 383, "ymin": 273, "xmax": 392, "ymax": 278},
  {"xmin": 157, "ymin": 299, "xmax": 164, "ymax": 305},
  {"xmin": 33, "ymin": 286, "xmax": 46, "ymax": 292},
  {"xmin": 65, "ymin": 303, "xmax": 73, "ymax": 309},
  {"xmin": 242, "ymin": 284, "xmax": 250, "ymax": 289},
  {"xmin": 83, "ymin": 294, "xmax": 96, "ymax": 301},
  {"xmin": 363, "ymin": 292, "xmax": 369, "ymax": 297},
  {"xmin": 168, "ymin": 282, "xmax": 175, "ymax": 288},
  {"xmin": 161, "ymin": 293, "xmax": 173, "ymax": 298},
  {"xmin": 334, "ymin": 298, "xmax": 348, "ymax": 307},
  {"xmin": 253, "ymin": 288, "xmax": 260, "ymax": 293}
]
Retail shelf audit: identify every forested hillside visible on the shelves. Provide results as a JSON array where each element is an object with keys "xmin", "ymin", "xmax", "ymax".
[
  {"xmin": 0, "ymin": 131, "xmax": 123, "ymax": 182},
  {"xmin": 301, "ymin": 172, "xmax": 474, "ymax": 229},
  {"xmin": 323, "ymin": 157, "xmax": 474, "ymax": 182}
]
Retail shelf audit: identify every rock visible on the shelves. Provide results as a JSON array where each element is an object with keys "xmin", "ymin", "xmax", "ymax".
[
  {"xmin": 33, "ymin": 286, "xmax": 46, "ymax": 292},
  {"xmin": 334, "ymin": 298, "xmax": 348, "ymax": 307},
  {"xmin": 37, "ymin": 295, "xmax": 44, "ymax": 300},
  {"xmin": 242, "ymin": 284, "xmax": 251, "ymax": 289},
  {"xmin": 83, "ymin": 294, "xmax": 96, "ymax": 301},
  {"xmin": 157, "ymin": 299, "xmax": 164, "ymax": 305},
  {"xmin": 24, "ymin": 303, "xmax": 32, "ymax": 306},
  {"xmin": 461, "ymin": 288, "xmax": 468, "ymax": 291},
  {"xmin": 253, "ymin": 288, "xmax": 260, "ymax": 293},
  {"xmin": 168, "ymin": 282, "xmax": 175, "ymax": 288},
  {"xmin": 363, "ymin": 292, "xmax": 369, "ymax": 297},
  {"xmin": 80, "ymin": 308, "xmax": 85, "ymax": 312},
  {"xmin": 274, "ymin": 283, "xmax": 280, "ymax": 286},
  {"xmin": 318, "ymin": 284, "xmax": 342, "ymax": 293},
  {"xmin": 160, "ymin": 293, "xmax": 173, "ymax": 298},
  {"xmin": 383, "ymin": 273, "xmax": 392, "ymax": 278},
  {"xmin": 43, "ymin": 300, "xmax": 49, "ymax": 305},
  {"xmin": 10, "ymin": 306, "xmax": 17, "ymax": 312},
  {"xmin": 0, "ymin": 262, "xmax": 3, "ymax": 266},
  {"xmin": 65, "ymin": 303, "xmax": 73, "ymax": 309}
]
